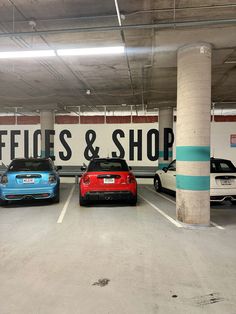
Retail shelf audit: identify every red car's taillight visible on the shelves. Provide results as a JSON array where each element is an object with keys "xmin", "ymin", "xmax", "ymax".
[
  {"xmin": 83, "ymin": 174, "xmax": 91, "ymax": 185},
  {"xmin": 127, "ymin": 173, "xmax": 136, "ymax": 184}
]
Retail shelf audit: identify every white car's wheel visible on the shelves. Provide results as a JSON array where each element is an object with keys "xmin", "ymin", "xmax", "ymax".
[{"xmin": 154, "ymin": 176, "xmax": 162, "ymax": 192}]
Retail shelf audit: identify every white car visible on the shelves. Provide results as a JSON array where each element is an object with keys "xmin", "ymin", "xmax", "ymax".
[{"xmin": 154, "ymin": 158, "xmax": 236, "ymax": 203}]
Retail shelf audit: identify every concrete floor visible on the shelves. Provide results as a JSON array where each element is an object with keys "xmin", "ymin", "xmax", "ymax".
[{"xmin": 0, "ymin": 181, "xmax": 236, "ymax": 314}]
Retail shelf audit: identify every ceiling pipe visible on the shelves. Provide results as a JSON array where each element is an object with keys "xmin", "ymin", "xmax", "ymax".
[
  {"xmin": 114, "ymin": 0, "xmax": 137, "ymax": 114},
  {"xmin": 2, "ymin": 3, "xmax": 236, "ymax": 25},
  {"xmin": 125, "ymin": 4, "xmax": 236, "ymax": 17},
  {"xmin": 1, "ymin": 18, "xmax": 236, "ymax": 38}
]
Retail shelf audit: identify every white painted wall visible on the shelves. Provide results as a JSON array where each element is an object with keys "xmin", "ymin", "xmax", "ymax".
[
  {"xmin": 0, "ymin": 122, "xmax": 235, "ymax": 166},
  {"xmin": 211, "ymin": 122, "xmax": 236, "ymax": 165}
]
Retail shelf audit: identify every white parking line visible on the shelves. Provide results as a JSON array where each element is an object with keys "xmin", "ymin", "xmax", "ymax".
[
  {"xmin": 144, "ymin": 186, "xmax": 225, "ymax": 230},
  {"xmin": 210, "ymin": 221, "xmax": 225, "ymax": 230},
  {"xmin": 57, "ymin": 185, "xmax": 75, "ymax": 224},
  {"xmin": 145, "ymin": 186, "xmax": 176, "ymax": 204},
  {"xmin": 139, "ymin": 194, "xmax": 183, "ymax": 228}
]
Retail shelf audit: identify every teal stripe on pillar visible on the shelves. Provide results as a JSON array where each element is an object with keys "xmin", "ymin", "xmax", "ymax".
[
  {"xmin": 176, "ymin": 175, "xmax": 210, "ymax": 191},
  {"xmin": 176, "ymin": 146, "xmax": 210, "ymax": 161},
  {"xmin": 159, "ymin": 151, "xmax": 173, "ymax": 158},
  {"xmin": 158, "ymin": 163, "xmax": 170, "ymax": 169}
]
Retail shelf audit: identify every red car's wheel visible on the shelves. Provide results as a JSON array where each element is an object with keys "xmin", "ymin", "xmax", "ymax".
[
  {"xmin": 79, "ymin": 191, "xmax": 87, "ymax": 206},
  {"xmin": 129, "ymin": 194, "xmax": 137, "ymax": 206}
]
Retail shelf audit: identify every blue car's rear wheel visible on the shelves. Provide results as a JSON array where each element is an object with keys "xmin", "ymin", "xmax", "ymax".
[
  {"xmin": 0, "ymin": 199, "xmax": 8, "ymax": 206},
  {"xmin": 52, "ymin": 189, "xmax": 60, "ymax": 203}
]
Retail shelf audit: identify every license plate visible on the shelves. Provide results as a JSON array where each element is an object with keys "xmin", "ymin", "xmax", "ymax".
[
  {"xmin": 104, "ymin": 178, "xmax": 115, "ymax": 184},
  {"xmin": 221, "ymin": 179, "xmax": 231, "ymax": 185},
  {"xmin": 23, "ymin": 178, "xmax": 34, "ymax": 184}
]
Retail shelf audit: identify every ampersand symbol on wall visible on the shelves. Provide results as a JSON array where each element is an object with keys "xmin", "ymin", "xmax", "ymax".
[{"xmin": 84, "ymin": 130, "xmax": 100, "ymax": 160}]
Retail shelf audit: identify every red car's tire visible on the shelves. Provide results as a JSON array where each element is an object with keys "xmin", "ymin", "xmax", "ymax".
[
  {"xmin": 79, "ymin": 192, "xmax": 87, "ymax": 206},
  {"xmin": 129, "ymin": 194, "xmax": 137, "ymax": 206}
]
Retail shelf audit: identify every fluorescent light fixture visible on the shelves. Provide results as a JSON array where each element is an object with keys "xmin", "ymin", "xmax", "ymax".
[
  {"xmin": 0, "ymin": 50, "xmax": 56, "ymax": 59},
  {"xmin": 57, "ymin": 46, "xmax": 125, "ymax": 56},
  {"xmin": 224, "ymin": 60, "xmax": 236, "ymax": 64},
  {"xmin": 0, "ymin": 46, "xmax": 124, "ymax": 59}
]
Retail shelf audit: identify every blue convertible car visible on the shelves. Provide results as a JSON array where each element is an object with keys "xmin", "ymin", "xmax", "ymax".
[{"xmin": 0, "ymin": 158, "xmax": 61, "ymax": 205}]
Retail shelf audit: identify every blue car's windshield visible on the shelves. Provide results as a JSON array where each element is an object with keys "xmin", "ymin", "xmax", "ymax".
[{"xmin": 8, "ymin": 160, "xmax": 52, "ymax": 172}]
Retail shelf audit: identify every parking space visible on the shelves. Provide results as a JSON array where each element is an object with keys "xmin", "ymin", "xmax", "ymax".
[{"xmin": 0, "ymin": 182, "xmax": 236, "ymax": 314}]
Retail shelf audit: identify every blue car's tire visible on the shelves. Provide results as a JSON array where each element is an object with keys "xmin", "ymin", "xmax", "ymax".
[
  {"xmin": 52, "ymin": 189, "xmax": 60, "ymax": 203},
  {"xmin": 0, "ymin": 199, "xmax": 8, "ymax": 206}
]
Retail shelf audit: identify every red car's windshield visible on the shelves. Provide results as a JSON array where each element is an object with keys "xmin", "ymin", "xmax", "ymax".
[{"xmin": 87, "ymin": 159, "xmax": 129, "ymax": 172}]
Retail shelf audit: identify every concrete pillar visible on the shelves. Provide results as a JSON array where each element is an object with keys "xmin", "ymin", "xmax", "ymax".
[
  {"xmin": 40, "ymin": 110, "xmax": 55, "ymax": 158},
  {"xmin": 158, "ymin": 107, "xmax": 174, "ymax": 169},
  {"xmin": 176, "ymin": 43, "xmax": 212, "ymax": 226}
]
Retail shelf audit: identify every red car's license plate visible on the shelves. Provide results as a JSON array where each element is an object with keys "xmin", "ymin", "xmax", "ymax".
[{"xmin": 104, "ymin": 178, "xmax": 115, "ymax": 184}]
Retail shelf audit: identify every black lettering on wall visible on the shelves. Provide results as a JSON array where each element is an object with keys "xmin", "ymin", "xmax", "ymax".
[
  {"xmin": 45, "ymin": 129, "xmax": 55, "ymax": 160},
  {"xmin": 147, "ymin": 129, "xmax": 159, "ymax": 161},
  {"xmin": 0, "ymin": 130, "xmax": 7, "ymax": 160},
  {"xmin": 112, "ymin": 129, "xmax": 125, "ymax": 158},
  {"xmin": 164, "ymin": 128, "xmax": 174, "ymax": 160},
  {"xmin": 10, "ymin": 130, "xmax": 21, "ymax": 160},
  {"xmin": 59, "ymin": 130, "xmax": 72, "ymax": 161},
  {"xmin": 33, "ymin": 130, "xmax": 41, "ymax": 158},
  {"xmin": 84, "ymin": 130, "xmax": 99, "ymax": 160},
  {"xmin": 24, "ymin": 130, "xmax": 29, "ymax": 158},
  {"xmin": 129, "ymin": 129, "xmax": 142, "ymax": 161}
]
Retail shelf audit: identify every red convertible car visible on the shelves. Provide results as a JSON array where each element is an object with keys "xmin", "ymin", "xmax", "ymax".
[{"xmin": 79, "ymin": 158, "xmax": 137, "ymax": 206}]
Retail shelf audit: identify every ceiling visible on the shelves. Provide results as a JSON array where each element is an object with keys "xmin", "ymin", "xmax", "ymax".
[{"xmin": 0, "ymin": 0, "xmax": 236, "ymax": 114}]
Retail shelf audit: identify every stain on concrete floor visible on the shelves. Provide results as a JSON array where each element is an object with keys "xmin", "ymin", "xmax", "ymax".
[
  {"xmin": 192, "ymin": 292, "xmax": 224, "ymax": 306},
  {"xmin": 92, "ymin": 278, "xmax": 110, "ymax": 287}
]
